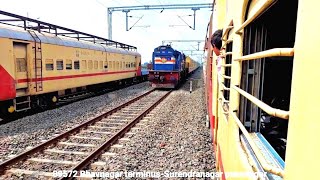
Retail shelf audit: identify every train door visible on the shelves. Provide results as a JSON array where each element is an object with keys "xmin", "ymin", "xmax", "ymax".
[
  {"xmin": 13, "ymin": 42, "xmax": 28, "ymax": 90},
  {"xmin": 136, "ymin": 56, "xmax": 141, "ymax": 76}
]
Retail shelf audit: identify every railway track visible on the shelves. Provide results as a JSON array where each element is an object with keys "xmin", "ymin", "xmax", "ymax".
[
  {"xmin": 0, "ymin": 80, "xmax": 148, "ymax": 125},
  {"xmin": 0, "ymin": 89, "xmax": 171, "ymax": 179}
]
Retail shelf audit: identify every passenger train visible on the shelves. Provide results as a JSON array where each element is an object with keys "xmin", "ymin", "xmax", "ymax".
[
  {"xmin": 204, "ymin": 0, "xmax": 320, "ymax": 179},
  {"xmin": 148, "ymin": 45, "xmax": 199, "ymax": 88},
  {"xmin": 0, "ymin": 10, "xmax": 146, "ymax": 119}
]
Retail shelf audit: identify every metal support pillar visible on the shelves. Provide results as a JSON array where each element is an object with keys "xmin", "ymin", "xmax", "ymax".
[
  {"xmin": 123, "ymin": 10, "xmax": 130, "ymax": 31},
  {"xmin": 191, "ymin": 7, "xmax": 200, "ymax": 30},
  {"xmin": 107, "ymin": 8, "xmax": 112, "ymax": 40}
]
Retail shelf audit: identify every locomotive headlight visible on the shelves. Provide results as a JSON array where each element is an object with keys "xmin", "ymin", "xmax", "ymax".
[
  {"xmin": 8, "ymin": 106, "xmax": 15, "ymax": 113},
  {"xmin": 52, "ymin": 96, "xmax": 57, "ymax": 102}
]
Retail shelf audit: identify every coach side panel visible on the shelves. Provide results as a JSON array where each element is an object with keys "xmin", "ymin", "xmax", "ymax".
[{"xmin": 24, "ymin": 43, "xmax": 137, "ymax": 95}]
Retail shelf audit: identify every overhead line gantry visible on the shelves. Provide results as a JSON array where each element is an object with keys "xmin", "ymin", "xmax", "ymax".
[{"xmin": 107, "ymin": 3, "xmax": 213, "ymax": 39}]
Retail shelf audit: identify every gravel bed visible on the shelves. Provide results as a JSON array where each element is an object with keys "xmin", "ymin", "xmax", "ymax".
[
  {"xmin": 12, "ymin": 161, "xmax": 72, "ymax": 172},
  {"xmin": 97, "ymin": 123, "xmax": 125, "ymax": 128},
  {"xmin": 64, "ymin": 138, "xmax": 103, "ymax": 145},
  {"xmin": 76, "ymin": 132, "xmax": 109, "ymax": 139},
  {"xmin": 53, "ymin": 144, "xmax": 94, "ymax": 153},
  {"xmin": 0, "ymin": 82, "xmax": 152, "ymax": 163},
  {"xmin": 90, "ymin": 69, "xmax": 216, "ymax": 179}
]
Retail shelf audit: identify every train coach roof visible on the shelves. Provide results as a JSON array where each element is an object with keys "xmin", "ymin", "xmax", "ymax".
[{"xmin": 0, "ymin": 26, "xmax": 140, "ymax": 56}]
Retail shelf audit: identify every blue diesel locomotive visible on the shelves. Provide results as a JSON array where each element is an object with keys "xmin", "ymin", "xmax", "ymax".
[{"xmin": 148, "ymin": 45, "xmax": 187, "ymax": 88}]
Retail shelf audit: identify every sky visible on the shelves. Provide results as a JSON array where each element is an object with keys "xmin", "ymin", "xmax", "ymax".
[{"xmin": 1, "ymin": 0, "xmax": 212, "ymax": 63}]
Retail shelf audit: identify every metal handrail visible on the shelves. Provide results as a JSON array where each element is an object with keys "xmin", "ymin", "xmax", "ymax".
[
  {"xmin": 221, "ymin": 96, "xmax": 229, "ymax": 104},
  {"xmin": 0, "ymin": 10, "xmax": 137, "ymax": 51},
  {"xmin": 220, "ymin": 82, "xmax": 230, "ymax": 91},
  {"xmin": 219, "ymin": 52, "xmax": 233, "ymax": 59},
  {"xmin": 221, "ymin": 64, "xmax": 232, "ymax": 67},
  {"xmin": 235, "ymin": 0, "xmax": 275, "ymax": 34},
  {"xmin": 222, "ymin": 39, "xmax": 233, "ymax": 49},
  {"xmin": 234, "ymin": 48, "xmax": 294, "ymax": 61},
  {"xmin": 219, "ymin": 74, "xmax": 231, "ymax": 80},
  {"xmin": 230, "ymin": 112, "xmax": 284, "ymax": 177},
  {"xmin": 232, "ymin": 85, "xmax": 289, "ymax": 119},
  {"xmin": 218, "ymin": 98, "xmax": 229, "ymax": 115},
  {"xmin": 222, "ymin": 26, "xmax": 234, "ymax": 40},
  {"xmin": 224, "ymin": 52, "xmax": 233, "ymax": 56}
]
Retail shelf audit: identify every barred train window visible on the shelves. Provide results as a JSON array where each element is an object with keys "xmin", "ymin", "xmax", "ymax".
[
  {"xmin": 81, "ymin": 60, "xmax": 87, "ymax": 70},
  {"xmin": 99, "ymin": 61, "xmax": 103, "ymax": 69},
  {"xmin": 74, "ymin": 61, "xmax": 80, "ymax": 70},
  {"xmin": 45, "ymin": 59, "xmax": 54, "ymax": 71},
  {"xmin": 66, "ymin": 60, "xmax": 72, "ymax": 70},
  {"xmin": 56, "ymin": 60, "xmax": 63, "ymax": 70},
  {"xmin": 16, "ymin": 58, "xmax": 27, "ymax": 72},
  {"xmin": 88, "ymin": 60, "xmax": 93, "ymax": 70},
  {"xmin": 94, "ymin": 61, "xmax": 98, "ymax": 69},
  {"xmin": 104, "ymin": 61, "xmax": 108, "ymax": 69},
  {"xmin": 223, "ymin": 41, "xmax": 232, "ymax": 101},
  {"xmin": 239, "ymin": 0, "xmax": 297, "ymax": 159}
]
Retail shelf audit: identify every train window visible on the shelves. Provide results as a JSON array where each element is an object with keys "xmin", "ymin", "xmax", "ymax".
[
  {"xmin": 94, "ymin": 61, "xmax": 98, "ymax": 69},
  {"xmin": 45, "ymin": 59, "xmax": 54, "ymax": 71},
  {"xmin": 123, "ymin": 62, "xmax": 125, "ymax": 69},
  {"xmin": 113, "ymin": 61, "xmax": 115, "ymax": 69},
  {"xmin": 109, "ymin": 61, "xmax": 112, "ymax": 69},
  {"xmin": 81, "ymin": 60, "xmax": 87, "ymax": 69},
  {"xmin": 16, "ymin": 58, "xmax": 27, "ymax": 72},
  {"xmin": 238, "ymin": 0, "xmax": 297, "ymax": 159},
  {"xmin": 56, "ymin": 60, "xmax": 64, "ymax": 70},
  {"xmin": 99, "ymin": 61, "xmax": 103, "ymax": 69},
  {"xmin": 104, "ymin": 61, "xmax": 108, "ymax": 69},
  {"xmin": 88, "ymin": 60, "xmax": 93, "ymax": 70},
  {"xmin": 74, "ymin": 61, "xmax": 80, "ymax": 70},
  {"xmin": 223, "ymin": 35, "xmax": 233, "ymax": 103},
  {"xmin": 66, "ymin": 60, "xmax": 72, "ymax": 70},
  {"xmin": 117, "ymin": 62, "xmax": 120, "ymax": 70}
]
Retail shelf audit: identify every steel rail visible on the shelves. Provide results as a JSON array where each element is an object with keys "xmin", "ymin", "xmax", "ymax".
[
  {"xmin": 64, "ymin": 90, "xmax": 172, "ymax": 179},
  {"xmin": 0, "ymin": 89, "xmax": 155, "ymax": 174}
]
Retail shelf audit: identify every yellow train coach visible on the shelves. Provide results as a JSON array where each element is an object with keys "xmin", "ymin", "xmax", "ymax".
[
  {"xmin": 0, "ymin": 10, "xmax": 141, "ymax": 118},
  {"xmin": 204, "ymin": 0, "xmax": 320, "ymax": 179},
  {"xmin": 186, "ymin": 56, "xmax": 199, "ymax": 74}
]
